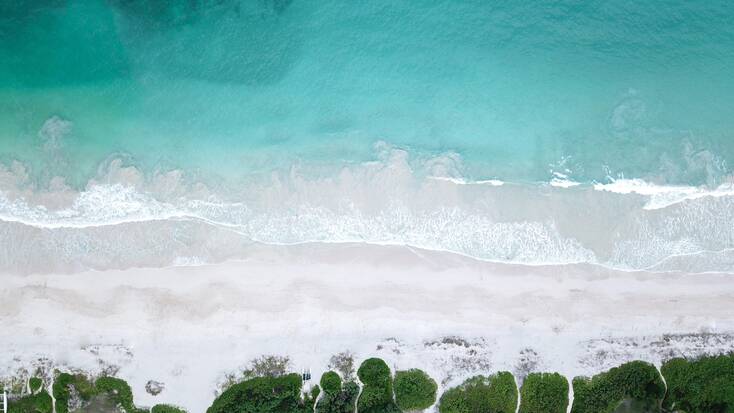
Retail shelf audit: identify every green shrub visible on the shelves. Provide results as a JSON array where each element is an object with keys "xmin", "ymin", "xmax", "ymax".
[
  {"xmin": 357, "ymin": 358, "xmax": 399, "ymax": 413},
  {"xmin": 316, "ymin": 380, "xmax": 359, "ymax": 413},
  {"xmin": 661, "ymin": 353, "xmax": 734, "ymax": 413},
  {"xmin": 518, "ymin": 373, "xmax": 569, "ymax": 413},
  {"xmin": 206, "ymin": 373, "xmax": 304, "ymax": 413},
  {"xmin": 151, "ymin": 404, "xmax": 187, "ymax": 413},
  {"xmin": 394, "ymin": 369, "xmax": 438, "ymax": 411},
  {"xmin": 321, "ymin": 371, "xmax": 343, "ymax": 395},
  {"xmin": 53, "ymin": 373, "xmax": 74, "ymax": 413},
  {"xmin": 28, "ymin": 378, "xmax": 42, "ymax": 394},
  {"xmin": 486, "ymin": 372, "xmax": 517, "ymax": 413},
  {"xmin": 358, "ymin": 358, "xmax": 392, "ymax": 386},
  {"xmin": 53, "ymin": 372, "xmax": 97, "ymax": 413},
  {"xmin": 8, "ymin": 391, "xmax": 52, "ymax": 413},
  {"xmin": 300, "ymin": 385, "xmax": 321, "ymax": 413},
  {"xmin": 95, "ymin": 376, "xmax": 147, "ymax": 413},
  {"xmin": 571, "ymin": 361, "xmax": 664, "ymax": 413},
  {"xmin": 438, "ymin": 372, "xmax": 518, "ymax": 413}
]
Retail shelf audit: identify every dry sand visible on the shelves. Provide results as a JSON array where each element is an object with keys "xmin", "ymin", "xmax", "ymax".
[{"xmin": 1, "ymin": 242, "xmax": 733, "ymax": 412}]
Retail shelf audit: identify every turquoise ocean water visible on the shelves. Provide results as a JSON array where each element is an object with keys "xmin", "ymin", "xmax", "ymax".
[{"xmin": 1, "ymin": 1, "xmax": 734, "ymax": 273}]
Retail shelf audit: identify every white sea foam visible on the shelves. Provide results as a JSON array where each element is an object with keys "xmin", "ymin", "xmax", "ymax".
[
  {"xmin": 0, "ymin": 179, "xmax": 597, "ymax": 270},
  {"xmin": 428, "ymin": 176, "xmax": 504, "ymax": 186},
  {"xmin": 1, "ymin": 149, "xmax": 734, "ymax": 273},
  {"xmin": 549, "ymin": 178, "xmax": 581, "ymax": 188},
  {"xmin": 593, "ymin": 178, "xmax": 734, "ymax": 209},
  {"xmin": 548, "ymin": 160, "xmax": 581, "ymax": 188},
  {"xmin": 0, "ymin": 184, "xmax": 187, "ymax": 228}
]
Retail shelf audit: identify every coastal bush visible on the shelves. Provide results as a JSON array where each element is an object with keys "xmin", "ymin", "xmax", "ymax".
[
  {"xmin": 357, "ymin": 358, "xmax": 399, "ymax": 413},
  {"xmin": 315, "ymin": 380, "xmax": 359, "ymax": 413},
  {"xmin": 321, "ymin": 371, "xmax": 343, "ymax": 395},
  {"xmin": 570, "ymin": 361, "xmax": 665, "ymax": 413},
  {"xmin": 53, "ymin": 372, "xmax": 74, "ymax": 412},
  {"xmin": 151, "ymin": 404, "xmax": 187, "ymax": 413},
  {"xmin": 28, "ymin": 377, "xmax": 42, "ymax": 394},
  {"xmin": 438, "ymin": 372, "xmax": 518, "ymax": 413},
  {"xmin": 661, "ymin": 353, "xmax": 734, "ymax": 413},
  {"xmin": 301, "ymin": 385, "xmax": 321, "ymax": 413},
  {"xmin": 95, "ymin": 376, "xmax": 147, "ymax": 413},
  {"xmin": 358, "ymin": 358, "xmax": 392, "ymax": 386},
  {"xmin": 485, "ymin": 372, "xmax": 518, "ymax": 413},
  {"xmin": 393, "ymin": 369, "xmax": 438, "ymax": 411},
  {"xmin": 518, "ymin": 372, "xmax": 569, "ymax": 413},
  {"xmin": 8, "ymin": 391, "xmax": 52, "ymax": 413},
  {"xmin": 206, "ymin": 373, "xmax": 304, "ymax": 413},
  {"xmin": 53, "ymin": 372, "xmax": 97, "ymax": 413}
]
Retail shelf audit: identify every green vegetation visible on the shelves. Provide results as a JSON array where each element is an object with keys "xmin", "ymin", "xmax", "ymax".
[
  {"xmin": 438, "ymin": 372, "xmax": 518, "ymax": 413},
  {"xmin": 357, "ymin": 358, "xmax": 399, "ymax": 413},
  {"xmin": 242, "ymin": 355, "xmax": 290, "ymax": 379},
  {"xmin": 28, "ymin": 378, "xmax": 42, "ymax": 394},
  {"xmin": 151, "ymin": 404, "xmax": 187, "ymax": 413},
  {"xmin": 303, "ymin": 385, "xmax": 321, "ymax": 412},
  {"xmin": 95, "ymin": 376, "xmax": 147, "ymax": 413},
  {"xmin": 53, "ymin": 373, "xmax": 187, "ymax": 413},
  {"xmin": 53, "ymin": 372, "xmax": 97, "ymax": 413},
  {"xmin": 518, "ymin": 372, "xmax": 569, "ymax": 413},
  {"xmin": 661, "ymin": 353, "xmax": 734, "ymax": 413},
  {"xmin": 321, "ymin": 371, "xmax": 343, "ymax": 395},
  {"xmin": 612, "ymin": 398, "xmax": 657, "ymax": 413},
  {"xmin": 7, "ymin": 391, "xmax": 52, "ymax": 413},
  {"xmin": 394, "ymin": 369, "xmax": 438, "ymax": 411},
  {"xmin": 12, "ymin": 353, "xmax": 734, "ymax": 413},
  {"xmin": 206, "ymin": 373, "xmax": 307, "ymax": 413},
  {"xmin": 316, "ymin": 379, "xmax": 359, "ymax": 413},
  {"xmin": 53, "ymin": 372, "xmax": 75, "ymax": 409},
  {"xmin": 75, "ymin": 394, "xmax": 119, "ymax": 413},
  {"xmin": 571, "ymin": 361, "xmax": 665, "ymax": 413}
]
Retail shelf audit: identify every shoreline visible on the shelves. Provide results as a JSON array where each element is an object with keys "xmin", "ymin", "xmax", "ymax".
[
  {"xmin": 2, "ymin": 243, "xmax": 733, "ymax": 411},
  {"xmin": 3, "ymin": 153, "xmax": 734, "ymax": 275}
]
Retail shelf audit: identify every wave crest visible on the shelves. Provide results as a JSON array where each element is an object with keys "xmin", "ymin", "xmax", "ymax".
[{"xmin": 1, "ymin": 149, "xmax": 733, "ymax": 273}]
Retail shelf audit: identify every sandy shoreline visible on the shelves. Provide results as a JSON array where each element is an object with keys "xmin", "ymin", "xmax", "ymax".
[{"xmin": 2, "ymin": 242, "xmax": 734, "ymax": 411}]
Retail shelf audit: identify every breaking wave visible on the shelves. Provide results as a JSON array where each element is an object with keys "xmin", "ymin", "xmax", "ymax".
[{"xmin": 1, "ymin": 147, "xmax": 733, "ymax": 274}]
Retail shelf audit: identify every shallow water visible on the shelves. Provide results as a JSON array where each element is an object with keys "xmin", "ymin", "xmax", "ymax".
[{"xmin": 1, "ymin": 1, "xmax": 733, "ymax": 273}]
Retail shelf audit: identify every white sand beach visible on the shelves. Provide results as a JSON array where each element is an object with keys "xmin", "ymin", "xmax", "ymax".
[{"xmin": 1, "ymin": 243, "xmax": 734, "ymax": 412}]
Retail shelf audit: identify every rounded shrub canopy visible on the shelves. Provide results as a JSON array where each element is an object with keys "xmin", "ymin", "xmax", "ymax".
[
  {"xmin": 53, "ymin": 373, "xmax": 97, "ymax": 413},
  {"xmin": 315, "ymin": 380, "xmax": 359, "ymax": 413},
  {"xmin": 206, "ymin": 373, "xmax": 303, "ymax": 413},
  {"xmin": 95, "ymin": 377, "xmax": 143, "ymax": 413},
  {"xmin": 320, "ymin": 371, "xmax": 343, "ymax": 395},
  {"xmin": 394, "ymin": 369, "xmax": 438, "ymax": 411},
  {"xmin": 439, "ymin": 372, "xmax": 518, "ymax": 413},
  {"xmin": 571, "ymin": 360, "xmax": 665, "ymax": 413},
  {"xmin": 357, "ymin": 358, "xmax": 392, "ymax": 385},
  {"xmin": 661, "ymin": 353, "xmax": 734, "ymax": 413},
  {"xmin": 29, "ymin": 377, "xmax": 43, "ymax": 393},
  {"xmin": 518, "ymin": 372, "xmax": 569, "ymax": 413},
  {"xmin": 151, "ymin": 405, "xmax": 187, "ymax": 413},
  {"xmin": 356, "ymin": 358, "xmax": 399, "ymax": 413}
]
